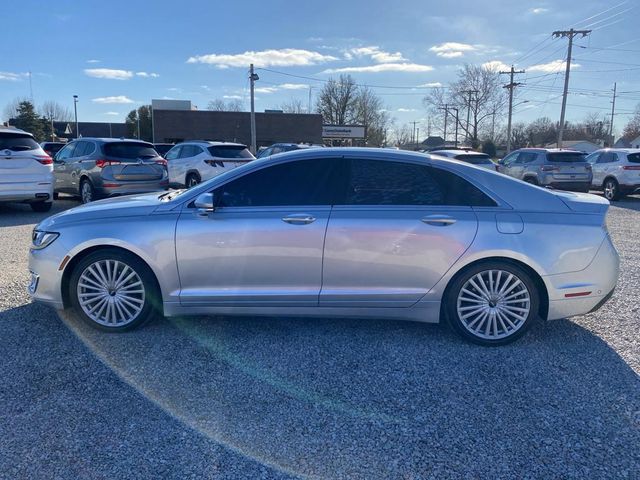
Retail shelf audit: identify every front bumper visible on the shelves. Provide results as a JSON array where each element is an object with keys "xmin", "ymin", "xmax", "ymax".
[
  {"xmin": 543, "ymin": 233, "xmax": 619, "ymax": 320},
  {"xmin": 28, "ymin": 239, "xmax": 68, "ymax": 310}
]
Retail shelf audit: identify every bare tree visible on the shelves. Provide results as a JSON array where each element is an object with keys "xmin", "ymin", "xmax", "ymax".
[
  {"xmin": 39, "ymin": 101, "xmax": 73, "ymax": 121},
  {"xmin": 281, "ymin": 98, "xmax": 305, "ymax": 114},
  {"xmin": 2, "ymin": 97, "xmax": 29, "ymax": 121},
  {"xmin": 354, "ymin": 86, "xmax": 390, "ymax": 146},
  {"xmin": 525, "ymin": 117, "xmax": 557, "ymax": 147},
  {"xmin": 207, "ymin": 98, "xmax": 244, "ymax": 112},
  {"xmin": 316, "ymin": 74, "xmax": 358, "ymax": 125},
  {"xmin": 392, "ymin": 122, "xmax": 413, "ymax": 146},
  {"xmin": 226, "ymin": 99, "xmax": 244, "ymax": 112},
  {"xmin": 207, "ymin": 99, "xmax": 227, "ymax": 111},
  {"xmin": 622, "ymin": 103, "xmax": 640, "ymax": 141},
  {"xmin": 423, "ymin": 64, "xmax": 506, "ymax": 147}
]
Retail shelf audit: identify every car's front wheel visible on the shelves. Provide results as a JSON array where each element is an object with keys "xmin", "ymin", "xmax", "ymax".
[
  {"xmin": 69, "ymin": 249, "xmax": 160, "ymax": 331},
  {"xmin": 603, "ymin": 178, "xmax": 621, "ymax": 201},
  {"xmin": 445, "ymin": 262, "xmax": 540, "ymax": 346}
]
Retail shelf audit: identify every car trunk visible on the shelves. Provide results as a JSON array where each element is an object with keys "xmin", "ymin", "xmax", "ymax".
[
  {"xmin": 553, "ymin": 190, "xmax": 609, "ymax": 215},
  {"xmin": 101, "ymin": 142, "xmax": 165, "ymax": 182},
  {"xmin": 0, "ymin": 132, "xmax": 50, "ymax": 184},
  {"xmin": 546, "ymin": 152, "xmax": 591, "ymax": 181}
]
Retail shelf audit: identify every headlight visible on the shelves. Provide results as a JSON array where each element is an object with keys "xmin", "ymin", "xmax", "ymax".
[{"xmin": 31, "ymin": 230, "xmax": 59, "ymax": 250}]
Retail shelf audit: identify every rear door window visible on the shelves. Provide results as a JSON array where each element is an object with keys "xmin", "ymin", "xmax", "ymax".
[
  {"xmin": 547, "ymin": 152, "xmax": 587, "ymax": 163},
  {"xmin": 179, "ymin": 145, "xmax": 197, "ymax": 158},
  {"xmin": 597, "ymin": 152, "xmax": 616, "ymax": 164},
  {"xmin": 0, "ymin": 133, "xmax": 40, "ymax": 152},
  {"xmin": 627, "ymin": 153, "xmax": 640, "ymax": 164},
  {"xmin": 517, "ymin": 152, "xmax": 538, "ymax": 164},
  {"xmin": 103, "ymin": 142, "xmax": 158, "ymax": 161},
  {"xmin": 208, "ymin": 145, "xmax": 253, "ymax": 159}
]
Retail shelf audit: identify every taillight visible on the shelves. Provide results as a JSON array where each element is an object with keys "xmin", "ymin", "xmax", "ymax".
[
  {"xmin": 34, "ymin": 155, "xmax": 52, "ymax": 165},
  {"xmin": 95, "ymin": 159, "xmax": 121, "ymax": 168},
  {"xmin": 622, "ymin": 165, "xmax": 640, "ymax": 170},
  {"xmin": 205, "ymin": 159, "xmax": 225, "ymax": 167},
  {"xmin": 541, "ymin": 165, "xmax": 558, "ymax": 171},
  {"xmin": 155, "ymin": 158, "xmax": 167, "ymax": 167}
]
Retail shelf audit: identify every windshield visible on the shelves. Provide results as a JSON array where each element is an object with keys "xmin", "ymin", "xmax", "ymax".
[
  {"xmin": 547, "ymin": 152, "xmax": 587, "ymax": 163},
  {"xmin": 0, "ymin": 133, "xmax": 40, "ymax": 151},
  {"xmin": 103, "ymin": 142, "xmax": 159, "ymax": 160},
  {"xmin": 208, "ymin": 145, "xmax": 254, "ymax": 159}
]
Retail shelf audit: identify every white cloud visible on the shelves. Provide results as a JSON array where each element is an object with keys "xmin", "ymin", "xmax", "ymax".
[
  {"xmin": 482, "ymin": 60, "xmax": 511, "ymax": 71},
  {"xmin": 223, "ymin": 95, "xmax": 243, "ymax": 99},
  {"xmin": 187, "ymin": 48, "xmax": 337, "ymax": 68},
  {"xmin": 397, "ymin": 108, "xmax": 417, "ymax": 112},
  {"xmin": 254, "ymin": 87, "xmax": 278, "ymax": 94},
  {"xmin": 348, "ymin": 46, "xmax": 407, "ymax": 63},
  {"xmin": 86, "ymin": 59, "xmax": 101, "ymax": 64},
  {"xmin": 279, "ymin": 83, "xmax": 309, "ymax": 90},
  {"xmin": 530, "ymin": 7, "xmax": 548, "ymax": 14},
  {"xmin": 84, "ymin": 68, "xmax": 133, "ymax": 80},
  {"xmin": 92, "ymin": 95, "xmax": 135, "ymax": 104},
  {"xmin": 528, "ymin": 59, "xmax": 579, "ymax": 72},
  {"xmin": 322, "ymin": 63, "xmax": 433, "ymax": 74},
  {"xmin": 417, "ymin": 82, "xmax": 442, "ymax": 88},
  {"xmin": 429, "ymin": 42, "xmax": 477, "ymax": 58},
  {"xmin": 135, "ymin": 71, "xmax": 160, "ymax": 78},
  {"xmin": 0, "ymin": 71, "xmax": 27, "ymax": 81},
  {"xmin": 104, "ymin": 111, "xmax": 120, "ymax": 116}
]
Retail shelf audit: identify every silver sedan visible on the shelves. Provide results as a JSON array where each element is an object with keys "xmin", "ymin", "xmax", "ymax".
[{"xmin": 28, "ymin": 148, "xmax": 619, "ymax": 345}]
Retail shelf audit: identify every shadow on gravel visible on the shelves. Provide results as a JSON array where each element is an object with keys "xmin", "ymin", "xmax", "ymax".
[
  {"xmin": 57, "ymin": 309, "xmax": 640, "ymax": 479},
  {"xmin": 610, "ymin": 195, "xmax": 640, "ymax": 213},
  {"xmin": 0, "ymin": 200, "xmax": 76, "ymax": 228}
]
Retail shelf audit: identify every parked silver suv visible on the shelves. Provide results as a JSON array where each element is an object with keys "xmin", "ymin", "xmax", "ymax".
[
  {"xmin": 498, "ymin": 148, "xmax": 592, "ymax": 192},
  {"xmin": 586, "ymin": 148, "xmax": 640, "ymax": 201},
  {"xmin": 53, "ymin": 138, "xmax": 168, "ymax": 203}
]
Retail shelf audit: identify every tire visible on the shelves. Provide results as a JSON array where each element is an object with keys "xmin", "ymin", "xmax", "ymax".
[
  {"xmin": 185, "ymin": 173, "xmax": 200, "ymax": 188},
  {"xmin": 445, "ymin": 261, "xmax": 540, "ymax": 346},
  {"xmin": 69, "ymin": 249, "xmax": 161, "ymax": 332},
  {"xmin": 603, "ymin": 178, "xmax": 620, "ymax": 201},
  {"xmin": 523, "ymin": 177, "xmax": 538, "ymax": 186},
  {"xmin": 30, "ymin": 201, "xmax": 52, "ymax": 212},
  {"xmin": 80, "ymin": 179, "xmax": 95, "ymax": 204},
  {"xmin": 53, "ymin": 192, "xmax": 59, "ymax": 200}
]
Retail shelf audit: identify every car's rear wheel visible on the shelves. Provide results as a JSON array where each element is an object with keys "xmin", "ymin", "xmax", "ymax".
[
  {"xmin": 69, "ymin": 249, "xmax": 160, "ymax": 332},
  {"xmin": 53, "ymin": 192, "xmax": 59, "ymax": 200},
  {"xmin": 524, "ymin": 176, "xmax": 538, "ymax": 186},
  {"xmin": 186, "ymin": 173, "xmax": 200, "ymax": 188},
  {"xmin": 30, "ymin": 201, "xmax": 52, "ymax": 212},
  {"xmin": 80, "ymin": 179, "xmax": 95, "ymax": 204},
  {"xmin": 446, "ymin": 262, "xmax": 539, "ymax": 346},
  {"xmin": 603, "ymin": 178, "xmax": 621, "ymax": 201}
]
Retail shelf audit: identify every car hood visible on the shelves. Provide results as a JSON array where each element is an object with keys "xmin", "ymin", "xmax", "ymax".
[{"xmin": 37, "ymin": 192, "xmax": 163, "ymax": 230}]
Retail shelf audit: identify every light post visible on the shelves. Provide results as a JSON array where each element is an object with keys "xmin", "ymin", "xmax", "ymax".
[{"xmin": 73, "ymin": 95, "xmax": 79, "ymax": 138}]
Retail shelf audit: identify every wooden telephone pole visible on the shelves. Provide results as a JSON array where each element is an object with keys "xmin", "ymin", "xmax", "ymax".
[{"xmin": 500, "ymin": 66, "xmax": 525, "ymax": 154}]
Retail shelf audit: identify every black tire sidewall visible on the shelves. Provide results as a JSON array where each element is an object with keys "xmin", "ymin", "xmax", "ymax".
[
  {"xmin": 69, "ymin": 249, "xmax": 160, "ymax": 332},
  {"xmin": 80, "ymin": 179, "xmax": 94, "ymax": 204},
  {"xmin": 186, "ymin": 174, "xmax": 200, "ymax": 188},
  {"xmin": 445, "ymin": 261, "xmax": 540, "ymax": 346},
  {"xmin": 604, "ymin": 179, "xmax": 619, "ymax": 201}
]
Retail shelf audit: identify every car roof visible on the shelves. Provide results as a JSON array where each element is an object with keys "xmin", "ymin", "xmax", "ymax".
[
  {"xmin": 431, "ymin": 150, "xmax": 489, "ymax": 156},
  {"xmin": 592, "ymin": 148, "xmax": 640, "ymax": 154},
  {"xmin": 179, "ymin": 140, "xmax": 247, "ymax": 147},
  {"xmin": 271, "ymin": 143, "xmax": 313, "ymax": 148},
  {"xmin": 0, "ymin": 126, "xmax": 33, "ymax": 136},
  {"xmin": 69, "ymin": 137, "xmax": 153, "ymax": 144},
  {"xmin": 514, "ymin": 147, "xmax": 583, "ymax": 153}
]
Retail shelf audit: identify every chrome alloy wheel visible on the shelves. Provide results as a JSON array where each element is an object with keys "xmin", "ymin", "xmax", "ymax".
[
  {"xmin": 76, "ymin": 259, "xmax": 145, "ymax": 327},
  {"xmin": 81, "ymin": 181, "xmax": 93, "ymax": 203},
  {"xmin": 456, "ymin": 269, "xmax": 531, "ymax": 340},
  {"xmin": 603, "ymin": 179, "xmax": 617, "ymax": 201}
]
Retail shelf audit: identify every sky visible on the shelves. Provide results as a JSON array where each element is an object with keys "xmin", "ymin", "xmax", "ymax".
[{"xmin": 2, "ymin": 0, "xmax": 639, "ymax": 138}]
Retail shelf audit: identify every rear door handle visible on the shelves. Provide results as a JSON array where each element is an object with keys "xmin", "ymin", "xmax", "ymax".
[
  {"xmin": 282, "ymin": 214, "xmax": 316, "ymax": 225},
  {"xmin": 421, "ymin": 215, "xmax": 456, "ymax": 226}
]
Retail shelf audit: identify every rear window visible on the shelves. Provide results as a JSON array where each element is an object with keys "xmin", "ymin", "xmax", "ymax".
[
  {"xmin": 547, "ymin": 152, "xmax": 587, "ymax": 163},
  {"xmin": 207, "ymin": 145, "xmax": 253, "ymax": 159},
  {"xmin": 627, "ymin": 153, "xmax": 640, "ymax": 164},
  {"xmin": 0, "ymin": 133, "xmax": 40, "ymax": 151},
  {"xmin": 103, "ymin": 142, "xmax": 158, "ymax": 160},
  {"xmin": 455, "ymin": 154, "xmax": 493, "ymax": 164}
]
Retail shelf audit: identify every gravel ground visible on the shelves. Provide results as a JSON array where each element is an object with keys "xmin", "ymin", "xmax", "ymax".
[{"xmin": 0, "ymin": 196, "xmax": 638, "ymax": 479}]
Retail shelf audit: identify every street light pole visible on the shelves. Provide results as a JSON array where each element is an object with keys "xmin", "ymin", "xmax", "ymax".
[
  {"xmin": 249, "ymin": 64, "xmax": 259, "ymax": 155},
  {"xmin": 73, "ymin": 95, "xmax": 79, "ymax": 138},
  {"xmin": 136, "ymin": 110, "xmax": 141, "ymax": 140}
]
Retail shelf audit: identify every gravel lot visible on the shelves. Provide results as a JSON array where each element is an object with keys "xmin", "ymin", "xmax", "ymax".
[{"xmin": 0, "ymin": 196, "xmax": 638, "ymax": 479}]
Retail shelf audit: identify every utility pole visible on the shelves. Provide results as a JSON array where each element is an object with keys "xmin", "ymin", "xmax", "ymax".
[
  {"xmin": 608, "ymin": 82, "xmax": 617, "ymax": 146},
  {"xmin": 553, "ymin": 28, "xmax": 591, "ymax": 148},
  {"xmin": 500, "ymin": 66, "xmax": 525, "ymax": 154},
  {"xmin": 136, "ymin": 109, "xmax": 141, "ymax": 139},
  {"xmin": 249, "ymin": 64, "xmax": 259, "ymax": 154},
  {"xmin": 416, "ymin": 127, "xmax": 420, "ymax": 150},
  {"xmin": 411, "ymin": 121, "xmax": 418, "ymax": 148},
  {"xmin": 461, "ymin": 90, "xmax": 478, "ymax": 145},
  {"xmin": 438, "ymin": 105, "xmax": 448, "ymax": 143},
  {"xmin": 449, "ymin": 107, "xmax": 459, "ymax": 148},
  {"xmin": 308, "ymin": 86, "xmax": 314, "ymax": 114},
  {"xmin": 73, "ymin": 95, "xmax": 79, "ymax": 139}
]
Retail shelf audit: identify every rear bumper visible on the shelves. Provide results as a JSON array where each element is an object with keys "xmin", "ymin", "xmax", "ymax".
[
  {"xmin": 545, "ymin": 181, "xmax": 591, "ymax": 191},
  {"xmin": 0, "ymin": 182, "xmax": 53, "ymax": 203},
  {"xmin": 543, "ymin": 233, "xmax": 619, "ymax": 320},
  {"xmin": 96, "ymin": 179, "xmax": 169, "ymax": 197}
]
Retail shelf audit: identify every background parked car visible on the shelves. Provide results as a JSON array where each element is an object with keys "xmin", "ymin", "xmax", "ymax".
[
  {"xmin": 497, "ymin": 148, "xmax": 592, "ymax": 192},
  {"xmin": 0, "ymin": 127, "xmax": 53, "ymax": 211},
  {"xmin": 430, "ymin": 149, "xmax": 497, "ymax": 171},
  {"xmin": 53, "ymin": 138, "xmax": 168, "ymax": 203},
  {"xmin": 256, "ymin": 143, "xmax": 320, "ymax": 158},
  {"xmin": 586, "ymin": 148, "xmax": 640, "ymax": 200},
  {"xmin": 165, "ymin": 141, "xmax": 254, "ymax": 188},
  {"xmin": 40, "ymin": 141, "xmax": 66, "ymax": 159},
  {"xmin": 153, "ymin": 143, "xmax": 174, "ymax": 158}
]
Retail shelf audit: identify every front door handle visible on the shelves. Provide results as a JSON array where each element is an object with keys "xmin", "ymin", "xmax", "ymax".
[
  {"xmin": 282, "ymin": 214, "xmax": 316, "ymax": 225},
  {"xmin": 421, "ymin": 215, "xmax": 456, "ymax": 226}
]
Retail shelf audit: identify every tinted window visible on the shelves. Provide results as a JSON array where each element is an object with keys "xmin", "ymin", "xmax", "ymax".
[
  {"xmin": 55, "ymin": 143, "xmax": 76, "ymax": 161},
  {"xmin": 517, "ymin": 152, "xmax": 538, "ymax": 163},
  {"xmin": 0, "ymin": 133, "xmax": 40, "ymax": 151},
  {"xmin": 585, "ymin": 152, "xmax": 600, "ymax": 164},
  {"xmin": 42, "ymin": 143, "xmax": 64, "ymax": 155},
  {"xmin": 597, "ymin": 152, "xmax": 616, "ymax": 164},
  {"xmin": 154, "ymin": 144, "xmax": 173, "ymax": 156},
  {"xmin": 103, "ymin": 142, "xmax": 158, "ymax": 161},
  {"xmin": 547, "ymin": 152, "xmax": 587, "ymax": 163},
  {"xmin": 455, "ymin": 154, "xmax": 493, "ymax": 165},
  {"xmin": 345, "ymin": 159, "xmax": 495, "ymax": 207},
  {"xmin": 208, "ymin": 145, "xmax": 253, "ymax": 159},
  {"xmin": 179, "ymin": 145, "xmax": 198, "ymax": 158},
  {"xmin": 73, "ymin": 141, "xmax": 94, "ymax": 157},
  {"xmin": 165, "ymin": 145, "xmax": 181, "ymax": 160},
  {"xmin": 216, "ymin": 159, "xmax": 336, "ymax": 207},
  {"xmin": 256, "ymin": 147, "xmax": 272, "ymax": 158},
  {"xmin": 628, "ymin": 153, "xmax": 640, "ymax": 164},
  {"xmin": 501, "ymin": 152, "xmax": 518, "ymax": 165}
]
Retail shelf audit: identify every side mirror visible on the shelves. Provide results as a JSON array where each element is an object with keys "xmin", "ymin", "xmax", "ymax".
[{"xmin": 194, "ymin": 192, "xmax": 215, "ymax": 214}]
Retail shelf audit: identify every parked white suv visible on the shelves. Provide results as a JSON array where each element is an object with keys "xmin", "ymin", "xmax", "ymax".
[
  {"xmin": 165, "ymin": 141, "xmax": 255, "ymax": 188},
  {"xmin": 0, "ymin": 127, "xmax": 54, "ymax": 212},
  {"xmin": 587, "ymin": 148, "xmax": 640, "ymax": 200}
]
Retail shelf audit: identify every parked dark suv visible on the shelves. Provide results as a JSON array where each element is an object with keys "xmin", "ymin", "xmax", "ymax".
[
  {"xmin": 498, "ymin": 148, "xmax": 592, "ymax": 192},
  {"xmin": 53, "ymin": 138, "xmax": 168, "ymax": 203}
]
